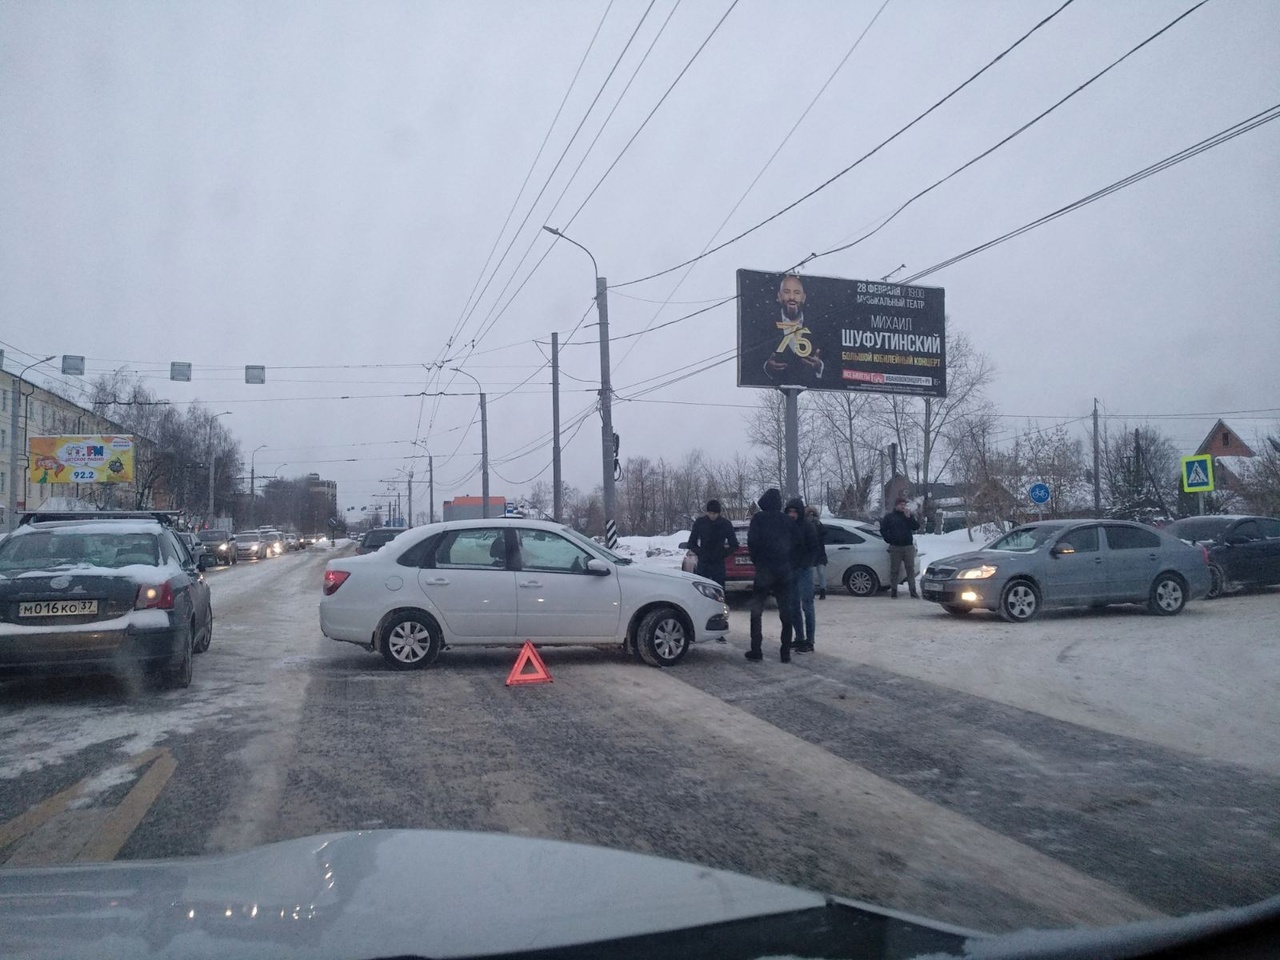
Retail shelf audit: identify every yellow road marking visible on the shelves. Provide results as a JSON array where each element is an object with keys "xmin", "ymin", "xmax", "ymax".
[
  {"xmin": 76, "ymin": 750, "xmax": 177, "ymax": 862},
  {"xmin": 0, "ymin": 747, "xmax": 173, "ymax": 865}
]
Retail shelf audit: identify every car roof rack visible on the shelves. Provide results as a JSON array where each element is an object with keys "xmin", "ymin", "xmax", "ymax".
[{"xmin": 18, "ymin": 510, "xmax": 181, "ymax": 527}]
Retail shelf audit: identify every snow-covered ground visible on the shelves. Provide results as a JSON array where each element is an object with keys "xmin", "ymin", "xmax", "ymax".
[{"xmin": 625, "ymin": 522, "xmax": 1278, "ymax": 775}]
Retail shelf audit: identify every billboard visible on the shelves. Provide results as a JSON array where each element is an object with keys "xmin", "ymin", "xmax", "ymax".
[
  {"xmin": 736, "ymin": 269, "xmax": 946, "ymax": 398},
  {"xmin": 28, "ymin": 436, "xmax": 136, "ymax": 484}
]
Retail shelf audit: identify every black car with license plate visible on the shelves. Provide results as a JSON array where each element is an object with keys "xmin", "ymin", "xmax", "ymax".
[{"xmin": 0, "ymin": 512, "xmax": 213, "ymax": 687}]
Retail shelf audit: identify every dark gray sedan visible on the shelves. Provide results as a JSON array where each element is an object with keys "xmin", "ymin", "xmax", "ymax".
[
  {"xmin": 921, "ymin": 519, "xmax": 1212, "ymax": 622},
  {"xmin": 0, "ymin": 513, "xmax": 212, "ymax": 687}
]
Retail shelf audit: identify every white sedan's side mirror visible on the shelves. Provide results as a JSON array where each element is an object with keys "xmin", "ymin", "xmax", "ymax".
[{"xmin": 585, "ymin": 558, "xmax": 611, "ymax": 576}]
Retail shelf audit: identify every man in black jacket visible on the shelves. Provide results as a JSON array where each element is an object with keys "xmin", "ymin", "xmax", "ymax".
[
  {"xmin": 686, "ymin": 499, "xmax": 738, "ymax": 587},
  {"xmin": 880, "ymin": 497, "xmax": 921, "ymax": 598},
  {"xmin": 746, "ymin": 488, "xmax": 800, "ymax": 663}
]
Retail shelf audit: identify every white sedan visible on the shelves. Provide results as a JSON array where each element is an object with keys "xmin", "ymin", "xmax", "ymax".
[
  {"xmin": 822, "ymin": 518, "xmax": 925, "ymax": 597},
  {"xmin": 320, "ymin": 519, "xmax": 729, "ymax": 669}
]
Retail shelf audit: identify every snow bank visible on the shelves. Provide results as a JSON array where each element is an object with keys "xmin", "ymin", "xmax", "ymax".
[{"xmin": 615, "ymin": 531, "xmax": 691, "ymax": 571}]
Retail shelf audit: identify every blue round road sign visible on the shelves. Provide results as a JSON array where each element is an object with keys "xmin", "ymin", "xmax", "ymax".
[{"xmin": 1028, "ymin": 482, "xmax": 1051, "ymax": 504}]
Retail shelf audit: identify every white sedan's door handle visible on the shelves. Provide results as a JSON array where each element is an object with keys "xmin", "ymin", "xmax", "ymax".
[
  {"xmin": 423, "ymin": 577, "xmax": 450, "ymax": 586},
  {"xmin": 519, "ymin": 580, "xmax": 543, "ymax": 588}
]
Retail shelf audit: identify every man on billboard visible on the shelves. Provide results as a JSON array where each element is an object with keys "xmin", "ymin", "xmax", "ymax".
[{"xmin": 763, "ymin": 274, "xmax": 824, "ymax": 384}]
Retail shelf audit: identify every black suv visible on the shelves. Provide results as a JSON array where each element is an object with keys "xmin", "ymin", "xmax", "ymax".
[{"xmin": 1165, "ymin": 515, "xmax": 1280, "ymax": 597}]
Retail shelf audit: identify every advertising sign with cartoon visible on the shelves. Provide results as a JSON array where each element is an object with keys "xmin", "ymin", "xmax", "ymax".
[{"xmin": 28, "ymin": 436, "xmax": 136, "ymax": 484}]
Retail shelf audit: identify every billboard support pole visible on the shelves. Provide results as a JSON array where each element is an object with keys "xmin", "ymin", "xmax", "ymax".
[{"xmin": 783, "ymin": 387, "xmax": 800, "ymax": 499}]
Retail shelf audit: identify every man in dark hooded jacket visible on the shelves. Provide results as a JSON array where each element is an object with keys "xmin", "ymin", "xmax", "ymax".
[{"xmin": 745, "ymin": 488, "xmax": 800, "ymax": 663}]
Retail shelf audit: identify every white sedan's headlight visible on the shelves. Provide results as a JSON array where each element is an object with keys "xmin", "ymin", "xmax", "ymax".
[
  {"xmin": 693, "ymin": 581, "xmax": 724, "ymax": 602},
  {"xmin": 957, "ymin": 565, "xmax": 998, "ymax": 579}
]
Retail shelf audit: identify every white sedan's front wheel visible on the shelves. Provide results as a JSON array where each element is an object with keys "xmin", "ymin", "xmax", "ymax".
[{"xmin": 635, "ymin": 607, "xmax": 690, "ymax": 667}]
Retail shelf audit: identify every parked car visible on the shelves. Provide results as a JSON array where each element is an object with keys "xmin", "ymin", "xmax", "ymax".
[
  {"xmin": 321, "ymin": 518, "xmax": 728, "ymax": 669},
  {"xmin": 234, "ymin": 532, "xmax": 266, "ymax": 561},
  {"xmin": 0, "ymin": 511, "xmax": 213, "ymax": 686},
  {"xmin": 196, "ymin": 528, "xmax": 237, "ymax": 565},
  {"xmin": 357, "ymin": 527, "xmax": 404, "ymax": 555},
  {"xmin": 920, "ymin": 519, "xmax": 1212, "ymax": 622},
  {"xmin": 1165, "ymin": 514, "xmax": 1280, "ymax": 597},
  {"xmin": 685, "ymin": 518, "xmax": 918, "ymax": 597},
  {"xmin": 822, "ymin": 518, "xmax": 922, "ymax": 597}
]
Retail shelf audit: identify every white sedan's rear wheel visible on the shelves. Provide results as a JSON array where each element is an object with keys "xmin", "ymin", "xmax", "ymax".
[
  {"xmin": 380, "ymin": 612, "xmax": 442, "ymax": 670},
  {"xmin": 844, "ymin": 565, "xmax": 880, "ymax": 597}
]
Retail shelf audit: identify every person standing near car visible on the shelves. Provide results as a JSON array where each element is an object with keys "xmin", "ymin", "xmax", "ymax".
[
  {"xmin": 880, "ymin": 497, "xmax": 920, "ymax": 598},
  {"xmin": 746, "ymin": 488, "xmax": 799, "ymax": 663},
  {"xmin": 786, "ymin": 498, "xmax": 820, "ymax": 652},
  {"xmin": 687, "ymin": 499, "xmax": 738, "ymax": 643},
  {"xmin": 687, "ymin": 499, "xmax": 738, "ymax": 588},
  {"xmin": 806, "ymin": 504, "xmax": 829, "ymax": 600}
]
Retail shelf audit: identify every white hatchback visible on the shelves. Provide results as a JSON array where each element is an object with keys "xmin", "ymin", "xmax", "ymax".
[{"xmin": 320, "ymin": 519, "xmax": 729, "ymax": 669}]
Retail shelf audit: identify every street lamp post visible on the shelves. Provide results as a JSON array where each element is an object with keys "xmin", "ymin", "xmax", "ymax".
[
  {"xmin": 543, "ymin": 226, "xmax": 617, "ymax": 547},
  {"xmin": 249, "ymin": 444, "xmax": 267, "ymax": 527},
  {"xmin": 7, "ymin": 355, "xmax": 55, "ymax": 532},
  {"xmin": 207, "ymin": 411, "xmax": 232, "ymax": 524},
  {"xmin": 412, "ymin": 441, "xmax": 435, "ymax": 524},
  {"xmin": 449, "ymin": 368, "xmax": 489, "ymax": 519}
]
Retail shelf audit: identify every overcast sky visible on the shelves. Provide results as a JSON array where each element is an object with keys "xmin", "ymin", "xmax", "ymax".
[{"xmin": 3, "ymin": 0, "xmax": 1277, "ymax": 515}]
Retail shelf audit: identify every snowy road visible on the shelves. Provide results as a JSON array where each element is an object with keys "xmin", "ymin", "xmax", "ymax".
[{"xmin": 0, "ymin": 545, "xmax": 1276, "ymax": 934}]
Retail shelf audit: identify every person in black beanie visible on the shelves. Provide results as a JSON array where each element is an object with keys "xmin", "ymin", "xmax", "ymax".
[
  {"xmin": 745, "ymin": 488, "xmax": 800, "ymax": 663},
  {"xmin": 687, "ymin": 499, "xmax": 738, "ymax": 586},
  {"xmin": 687, "ymin": 499, "xmax": 738, "ymax": 644}
]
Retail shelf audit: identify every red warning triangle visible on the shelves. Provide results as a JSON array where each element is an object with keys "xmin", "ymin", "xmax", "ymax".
[{"xmin": 505, "ymin": 640, "xmax": 553, "ymax": 686}]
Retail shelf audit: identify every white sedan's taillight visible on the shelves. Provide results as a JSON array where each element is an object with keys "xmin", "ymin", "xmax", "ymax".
[{"xmin": 323, "ymin": 570, "xmax": 350, "ymax": 596}]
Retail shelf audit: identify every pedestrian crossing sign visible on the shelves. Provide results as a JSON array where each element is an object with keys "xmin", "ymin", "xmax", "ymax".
[{"xmin": 1181, "ymin": 454, "xmax": 1215, "ymax": 493}]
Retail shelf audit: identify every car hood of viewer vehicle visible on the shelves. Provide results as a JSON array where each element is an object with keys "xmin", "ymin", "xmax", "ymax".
[{"xmin": 2, "ymin": 830, "xmax": 1276, "ymax": 960}]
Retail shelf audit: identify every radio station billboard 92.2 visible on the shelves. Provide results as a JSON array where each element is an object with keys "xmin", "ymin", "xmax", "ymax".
[{"xmin": 736, "ymin": 269, "xmax": 945, "ymax": 398}]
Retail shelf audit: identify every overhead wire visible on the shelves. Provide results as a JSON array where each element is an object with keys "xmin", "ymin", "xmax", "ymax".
[
  {"xmin": 611, "ymin": 0, "xmax": 891, "ymax": 371},
  {"xmin": 446, "ymin": 0, "xmax": 659, "ymax": 357},
  {"xmin": 899, "ymin": 102, "xmax": 1280, "ymax": 284},
  {"xmin": 612, "ymin": 0, "xmax": 1078, "ymax": 288},
  {"xmin": 466, "ymin": 0, "xmax": 741, "ymax": 354},
  {"xmin": 802, "ymin": 0, "xmax": 1215, "ymax": 268}
]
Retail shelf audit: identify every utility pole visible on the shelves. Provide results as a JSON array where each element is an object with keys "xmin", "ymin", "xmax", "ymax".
[
  {"xmin": 406, "ymin": 469, "xmax": 414, "ymax": 528},
  {"xmin": 596, "ymin": 275, "xmax": 617, "ymax": 546},
  {"xmin": 207, "ymin": 411, "xmax": 231, "ymax": 525},
  {"xmin": 1092, "ymin": 399, "xmax": 1102, "ymax": 515},
  {"xmin": 543, "ymin": 226, "xmax": 617, "ymax": 547},
  {"xmin": 428, "ymin": 456, "xmax": 435, "ymax": 523},
  {"xmin": 921, "ymin": 397, "xmax": 934, "ymax": 518},
  {"xmin": 480, "ymin": 391, "xmax": 489, "ymax": 519},
  {"xmin": 551, "ymin": 331, "xmax": 562, "ymax": 522},
  {"xmin": 450, "ymin": 368, "xmax": 489, "ymax": 520}
]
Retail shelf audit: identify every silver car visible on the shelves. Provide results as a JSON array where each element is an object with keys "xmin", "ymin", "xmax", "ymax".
[{"xmin": 920, "ymin": 519, "xmax": 1212, "ymax": 622}]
